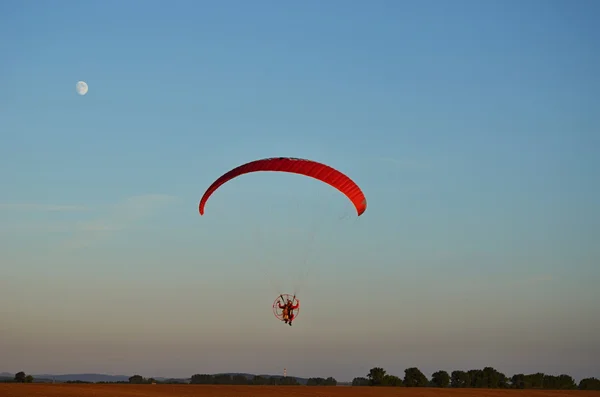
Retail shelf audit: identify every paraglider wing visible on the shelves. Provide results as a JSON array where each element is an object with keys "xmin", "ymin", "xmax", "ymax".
[{"xmin": 198, "ymin": 157, "xmax": 367, "ymax": 216}]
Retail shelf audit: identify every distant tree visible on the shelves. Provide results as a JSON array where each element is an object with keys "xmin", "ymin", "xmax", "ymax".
[
  {"xmin": 279, "ymin": 377, "xmax": 300, "ymax": 385},
  {"xmin": 24, "ymin": 375, "xmax": 34, "ymax": 383},
  {"xmin": 545, "ymin": 374, "xmax": 576, "ymax": 390},
  {"xmin": 14, "ymin": 372, "xmax": 26, "ymax": 383},
  {"xmin": 307, "ymin": 377, "xmax": 336, "ymax": 386},
  {"xmin": 147, "ymin": 378, "xmax": 156, "ymax": 384},
  {"xmin": 212, "ymin": 374, "xmax": 232, "ymax": 384},
  {"xmin": 403, "ymin": 367, "xmax": 428, "ymax": 387},
  {"xmin": 367, "ymin": 367, "xmax": 386, "ymax": 386},
  {"xmin": 496, "ymin": 371, "xmax": 509, "ymax": 388},
  {"xmin": 450, "ymin": 370, "xmax": 470, "ymax": 388},
  {"xmin": 252, "ymin": 376, "xmax": 267, "ymax": 385},
  {"xmin": 470, "ymin": 367, "xmax": 507, "ymax": 388},
  {"xmin": 382, "ymin": 375, "xmax": 403, "ymax": 386},
  {"xmin": 467, "ymin": 369, "xmax": 483, "ymax": 387},
  {"xmin": 190, "ymin": 374, "xmax": 214, "ymax": 384},
  {"xmin": 543, "ymin": 375, "xmax": 559, "ymax": 389},
  {"xmin": 579, "ymin": 377, "xmax": 600, "ymax": 390},
  {"xmin": 307, "ymin": 377, "xmax": 325, "ymax": 386},
  {"xmin": 511, "ymin": 374, "xmax": 526, "ymax": 389},
  {"xmin": 512, "ymin": 373, "xmax": 568, "ymax": 390},
  {"xmin": 231, "ymin": 375, "xmax": 248, "ymax": 385},
  {"xmin": 430, "ymin": 370, "xmax": 450, "ymax": 387},
  {"xmin": 128, "ymin": 375, "xmax": 145, "ymax": 384},
  {"xmin": 324, "ymin": 377, "xmax": 337, "ymax": 386},
  {"xmin": 559, "ymin": 374, "xmax": 577, "ymax": 390},
  {"xmin": 352, "ymin": 377, "xmax": 369, "ymax": 386},
  {"xmin": 527, "ymin": 372, "xmax": 545, "ymax": 389}
]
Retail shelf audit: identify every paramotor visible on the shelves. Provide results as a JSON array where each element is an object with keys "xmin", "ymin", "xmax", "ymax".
[{"xmin": 273, "ymin": 294, "xmax": 300, "ymax": 326}]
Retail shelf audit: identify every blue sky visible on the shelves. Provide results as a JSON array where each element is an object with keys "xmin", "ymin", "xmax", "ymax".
[{"xmin": 1, "ymin": 0, "xmax": 599, "ymax": 382}]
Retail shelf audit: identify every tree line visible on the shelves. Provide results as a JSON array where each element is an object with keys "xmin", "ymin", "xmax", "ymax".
[
  {"xmin": 351, "ymin": 367, "xmax": 600, "ymax": 390},
  {"xmin": 4, "ymin": 368, "xmax": 599, "ymax": 390},
  {"xmin": 146, "ymin": 373, "xmax": 337, "ymax": 386}
]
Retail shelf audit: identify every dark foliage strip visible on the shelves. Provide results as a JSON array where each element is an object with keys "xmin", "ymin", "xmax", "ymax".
[
  {"xmin": 4, "ymin": 368, "xmax": 600, "ymax": 390},
  {"xmin": 351, "ymin": 367, "xmax": 600, "ymax": 390}
]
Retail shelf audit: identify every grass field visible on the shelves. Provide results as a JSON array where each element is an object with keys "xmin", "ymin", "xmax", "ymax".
[{"xmin": 1, "ymin": 384, "xmax": 599, "ymax": 397}]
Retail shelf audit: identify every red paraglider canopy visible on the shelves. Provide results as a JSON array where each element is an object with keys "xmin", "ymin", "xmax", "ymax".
[{"xmin": 198, "ymin": 157, "xmax": 367, "ymax": 216}]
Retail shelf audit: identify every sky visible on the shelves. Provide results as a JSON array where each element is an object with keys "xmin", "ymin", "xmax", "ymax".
[{"xmin": 1, "ymin": 0, "xmax": 599, "ymax": 383}]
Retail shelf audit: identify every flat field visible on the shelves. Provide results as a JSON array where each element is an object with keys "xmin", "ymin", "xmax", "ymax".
[{"xmin": 1, "ymin": 384, "xmax": 599, "ymax": 397}]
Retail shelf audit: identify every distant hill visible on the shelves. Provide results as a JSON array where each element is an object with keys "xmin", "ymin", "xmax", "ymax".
[{"xmin": 36, "ymin": 374, "xmax": 131, "ymax": 383}]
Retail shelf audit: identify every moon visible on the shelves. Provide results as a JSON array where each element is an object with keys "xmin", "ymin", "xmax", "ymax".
[{"xmin": 76, "ymin": 81, "xmax": 88, "ymax": 96}]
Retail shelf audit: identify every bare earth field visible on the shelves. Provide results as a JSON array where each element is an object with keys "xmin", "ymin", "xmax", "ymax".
[{"xmin": 1, "ymin": 385, "xmax": 599, "ymax": 397}]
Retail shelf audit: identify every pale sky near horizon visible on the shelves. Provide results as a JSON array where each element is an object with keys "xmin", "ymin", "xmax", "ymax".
[{"xmin": 1, "ymin": 0, "xmax": 599, "ymax": 382}]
